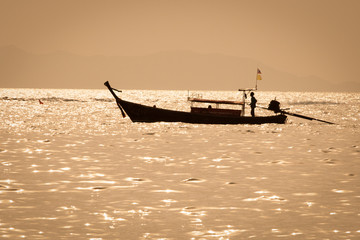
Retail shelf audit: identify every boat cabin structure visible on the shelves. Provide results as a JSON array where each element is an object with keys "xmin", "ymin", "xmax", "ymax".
[{"xmin": 187, "ymin": 88, "xmax": 255, "ymax": 117}]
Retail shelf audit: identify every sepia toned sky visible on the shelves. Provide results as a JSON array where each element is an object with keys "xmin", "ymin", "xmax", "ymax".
[{"xmin": 1, "ymin": 0, "xmax": 359, "ymax": 89}]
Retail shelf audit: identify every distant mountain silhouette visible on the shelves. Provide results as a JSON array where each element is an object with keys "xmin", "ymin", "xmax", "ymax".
[{"xmin": 0, "ymin": 46, "xmax": 358, "ymax": 91}]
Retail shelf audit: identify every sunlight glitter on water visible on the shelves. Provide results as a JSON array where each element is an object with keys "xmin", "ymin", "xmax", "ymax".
[{"xmin": 0, "ymin": 88, "xmax": 359, "ymax": 239}]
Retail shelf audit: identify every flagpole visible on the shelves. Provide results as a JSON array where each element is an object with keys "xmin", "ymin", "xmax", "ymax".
[
  {"xmin": 255, "ymin": 68, "xmax": 259, "ymax": 90},
  {"xmin": 255, "ymin": 68, "xmax": 261, "ymax": 90},
  {"xmin": 254, "ymin": 68, "xmax": 257, "ymax": 90}
]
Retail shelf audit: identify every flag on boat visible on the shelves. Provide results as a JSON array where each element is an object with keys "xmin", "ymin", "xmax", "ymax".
[{"xmin": 256, "ymin": 68, "xmax": 262, "ymax": 80}]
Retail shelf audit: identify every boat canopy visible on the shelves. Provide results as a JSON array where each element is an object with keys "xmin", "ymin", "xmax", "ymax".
[
  {"xmin": 188, "ymin": 97, "xmax": 244, "ymax": 105},
  {"xmin": 238, "ymin": 88, "xmax": 256, "ymax": 91}
]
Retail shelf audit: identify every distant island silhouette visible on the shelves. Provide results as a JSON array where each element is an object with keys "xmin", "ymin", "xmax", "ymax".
[{"xmin": 1, "ymin": 46, "xmax": 358, "ymax": 92}]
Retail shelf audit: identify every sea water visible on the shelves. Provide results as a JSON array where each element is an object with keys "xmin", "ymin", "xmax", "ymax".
[{"xmin": 0, "ymin": 88, "xmax": 359, "ymax": 239}]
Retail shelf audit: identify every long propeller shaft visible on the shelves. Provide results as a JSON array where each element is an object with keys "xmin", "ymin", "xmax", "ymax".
[{"xmin": 258, "ymin": 106, "xmax": 335, "ymax": 124}]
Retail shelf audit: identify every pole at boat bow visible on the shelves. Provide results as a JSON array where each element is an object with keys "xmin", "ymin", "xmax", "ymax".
[{"xmin": 104, "ymin": 81, "xmax": 126, "ymax": 118}]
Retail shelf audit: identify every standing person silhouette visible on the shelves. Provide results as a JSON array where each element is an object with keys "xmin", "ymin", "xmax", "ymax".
[{"xmin": 250, "ymin": 92, "xmax": 257, "ymax": 117}]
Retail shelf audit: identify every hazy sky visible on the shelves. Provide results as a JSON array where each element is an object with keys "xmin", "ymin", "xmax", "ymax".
[{"xmin": 1, "ymin": 0, "xmax": 359, "ymax": 88}]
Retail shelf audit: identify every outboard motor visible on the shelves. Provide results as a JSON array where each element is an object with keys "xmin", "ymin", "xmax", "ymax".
[{"xmin": 268, "ymin": 100, "xmax": 281, "ymax": 113}]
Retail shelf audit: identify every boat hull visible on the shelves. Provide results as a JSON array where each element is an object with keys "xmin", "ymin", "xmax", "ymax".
[{"xmin": 118, "ymin": 99, "xmax": 287, "ymax": 124}]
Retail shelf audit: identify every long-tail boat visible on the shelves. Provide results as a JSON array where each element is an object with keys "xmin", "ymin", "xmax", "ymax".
[{"xmin": 104, "ymin": 81, "xmax": 287, "ymax": 124}]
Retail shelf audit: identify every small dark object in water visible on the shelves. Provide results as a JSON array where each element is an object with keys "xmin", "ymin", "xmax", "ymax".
[
  {"xmin": 128, "ymin": 178, "xmax": 145, "ymax": 182},
  {"xmin": 4, "ymin": 188, "xmax": 19, "ymax": 191},
  {"xmin": 183, "ymin": 177, "xmax": 202, "ymax": 182},
  {"xmin": 226, "ymin": 182, "xmax": 236, "ymax": 185}
]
